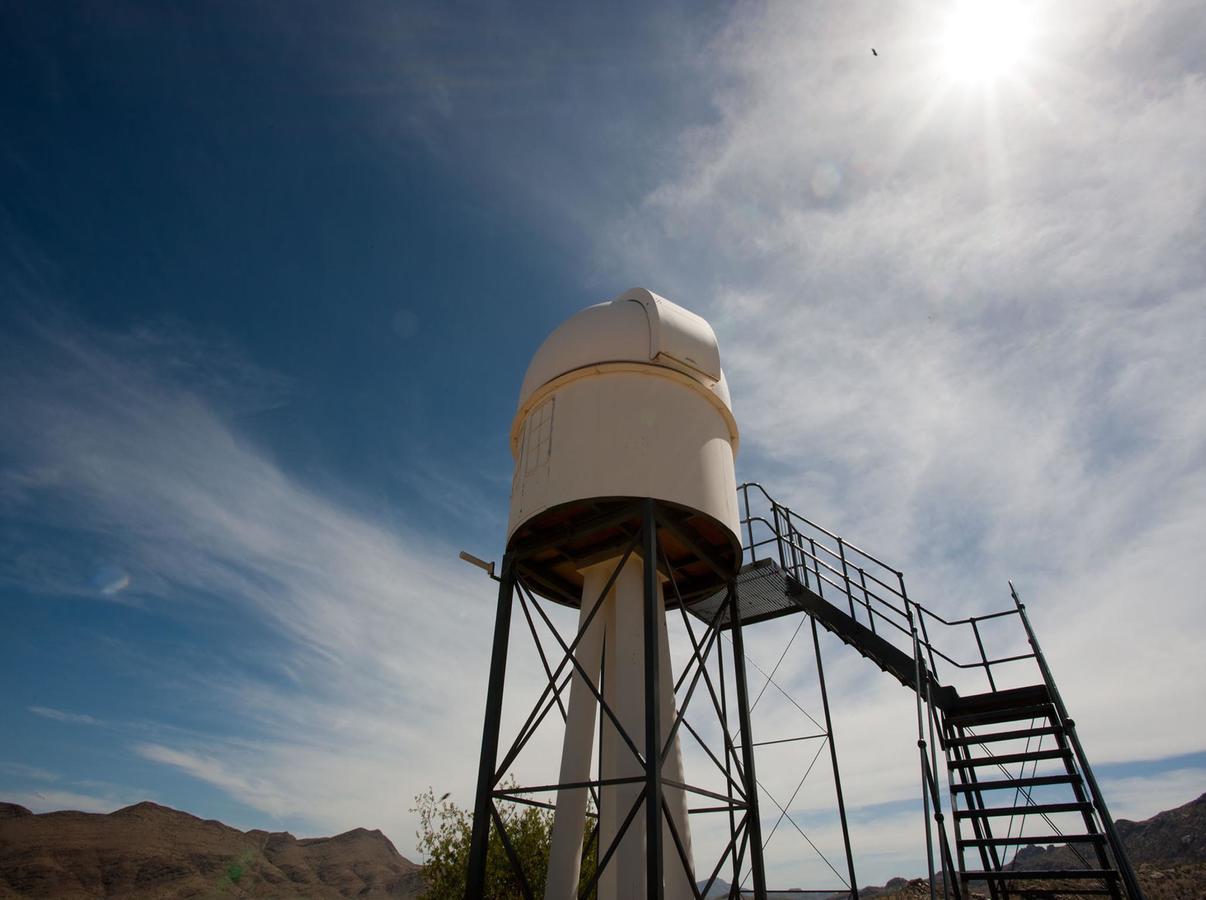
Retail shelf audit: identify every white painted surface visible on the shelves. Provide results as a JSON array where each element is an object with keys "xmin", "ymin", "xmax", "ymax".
[
  {"xmin": 517, "ymin": 291, "xmax": 736, "ymax": 897},
  {"xmin": 508, "ymin": 289, "xmax": 740, "ymax": 544},
  {"xmin": 544, "ymin": 554, "xmax": 693, "ymax": 900}
]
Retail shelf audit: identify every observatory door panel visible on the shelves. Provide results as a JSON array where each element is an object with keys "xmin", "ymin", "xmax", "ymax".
[{"xmin": 512, "ymin": 396, "xmax": 555, "ymax": 519}]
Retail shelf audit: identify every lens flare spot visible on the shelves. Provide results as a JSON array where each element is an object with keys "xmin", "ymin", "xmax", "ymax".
[
  {"xmin": 93, "ymin": 564, "xmax": 130, "ymax": 595},
  {"xmin": 810, "ymin": 162, "xmax": 843, "ymax": 200}
]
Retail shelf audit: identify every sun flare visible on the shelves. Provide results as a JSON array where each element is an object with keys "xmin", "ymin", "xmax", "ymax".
[{"xmin": 941, "ymin": 1, "xmax": 1035, "ymax": 84}]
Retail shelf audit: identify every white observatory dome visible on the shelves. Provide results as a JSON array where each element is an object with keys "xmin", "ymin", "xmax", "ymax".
[
  {"xmin": 516, "ymin": 289, "xmax": 735, "ymax": 421},
  {"xmin": 507, "ymin": 288, "xmax": 741, "ymax": 574}
]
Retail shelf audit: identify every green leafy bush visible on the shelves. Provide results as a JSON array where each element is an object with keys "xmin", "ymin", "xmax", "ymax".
[{"xmin": 412, "ymin": 786, "xmax": 597, "ymax": 899}]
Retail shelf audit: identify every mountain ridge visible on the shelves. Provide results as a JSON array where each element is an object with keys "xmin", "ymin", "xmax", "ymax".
[
  {"xmin": 0, "ymin": 800, "xmax": 424, "ymax": 899},
  {"xmin": 3, "ymin": 790, "xmax": 1204, "ymax": 898}
]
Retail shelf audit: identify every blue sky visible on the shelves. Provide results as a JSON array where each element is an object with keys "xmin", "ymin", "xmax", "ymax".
[{"xmin": 2, "ymin": 0, "xmax": 1204, "ymax": 887}]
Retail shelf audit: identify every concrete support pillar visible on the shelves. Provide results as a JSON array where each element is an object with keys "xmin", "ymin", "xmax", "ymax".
[{"xmin": 548, "ymin": 553, "xmax": 694, "ymax": 900}]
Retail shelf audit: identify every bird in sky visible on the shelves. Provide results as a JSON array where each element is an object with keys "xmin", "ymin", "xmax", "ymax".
[
  {"xmin": 439, "ymin": 792, "xmax": 451, "ymax": 802},
  {"xmin": 872, "ymin": 48, "xmax": 878, "ymax": 56}
]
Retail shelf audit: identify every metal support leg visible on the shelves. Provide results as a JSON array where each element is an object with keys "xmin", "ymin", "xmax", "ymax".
[
  {"xmin": 466, "ymin": 555, "xmax": 516, "ymax": 898},
  {"xmin": 812, "ymin": 619, "xmax": 859, "ymax": 899},
  {"xmin": 728, "ymin": 585, "xmax": 768, "ymax": 900},
  {"xmin": 907, "ymin": 608, "xmax": 938, "ymax": 900},
  {"xmin": 643, "ymin": 500, "xmax": 665, "ymax": 900}
]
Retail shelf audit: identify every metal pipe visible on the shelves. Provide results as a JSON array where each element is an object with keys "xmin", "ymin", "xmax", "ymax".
[
  {"xmin": 970, "ymin": 619, "xmax": 996, "ymax": 693},
  {"xmin": 717, "ymin": 618, "xmax": 739, "ymax": 890},
  {"xmin": 728, "ymin": 585, "xmax": 768, "ymax": 899},
  {"xmin": 772, "ymin": 504, "xmax": 788, "ymax": 571},
  {"xmin": 643, "ymin": 500, "xmax": 665, "ymax": 900},
  {"xmin": 858, "ymin": 568, "xmax": 876, "ymax": 635},
  {"xmin": 924, "ymin": 673, "xmax": 954, "ymax": 900},
  {"xmin": 837, "ymin": 539, "xmax": 857, "ymax": 620},
  {"xmin": 1010, "ymin": 583, "xmax": 1143, "ymax": 900},
  {"xmin": 902, "ymin": 577, "xmax": 937, "ymax": 900},
  {"xmin": 812, "ymin": 618, "xmax": 859, "ymax": 899},
  {"xmin": 466, "ymin": 555, "xmax": 516, "ymax": 898}
]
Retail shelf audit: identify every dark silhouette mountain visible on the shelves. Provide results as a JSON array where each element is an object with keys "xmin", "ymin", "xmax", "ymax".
[
  {"xmin": 857, "ymin": 791, "xmax": 1206, "ymax": 899},
  {"xmin": 3, "ymin": 791, "xmax": 1203, "ymax": 898},
  {"xmin": 705, "ymin": 793, "xmax": 1206, "ymax": 899},
  {"xmin": 0, "ymin": 801, "xmax": 424, "ymax": 898},
  {"xmin": 1003, "ymin": 791, "xmax": 1206, "ymax": 871}
]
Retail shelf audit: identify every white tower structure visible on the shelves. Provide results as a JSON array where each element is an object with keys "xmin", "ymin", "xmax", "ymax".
[
  {"xmin": 507, "ymin": 287, "xmax": 740, "ymax": 549},
  {"xmin": 468, "ymin": 288, "xmax": 766, "ymax": 899}
]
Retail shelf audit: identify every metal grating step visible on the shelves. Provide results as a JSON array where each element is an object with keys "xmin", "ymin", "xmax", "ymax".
[
  {"xmin": 946, "ymin": 684, "xmax": 1051, "ymax": 715},
  {"xmin": 958, "ymin": 833, "xmax": 1106, "ymax": 848},
  {"xmin": 946, "ymin": 703, "xmax": 1055, "ymax": 728},
  {"xmin": 955, "ymin": 801, "xmax": 1092, "ymax": 819},
  {"xmin": 962, "ymin": 868, "xmax": 1120, "ymax": 881},
  {"xmin": 952, "ymin": 773, "xmax": 1076, "ymax": 792},
  {"xmin": 945, "ymin": 725, "xmax": 1060, "ymax": 748},
  {"xmin": 948, "ymin": 747, "xmax": 1071, "ymax": 769}
]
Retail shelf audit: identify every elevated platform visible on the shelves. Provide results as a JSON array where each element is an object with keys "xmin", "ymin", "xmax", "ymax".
[{"xmin": 689, "ymin": 558, "xmax": 962, "ymax": 709}]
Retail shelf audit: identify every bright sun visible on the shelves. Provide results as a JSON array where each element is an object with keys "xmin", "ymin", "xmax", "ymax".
[{"xmin": 941, "ymin": 1, "xmax": 1035, "ymax": 83}]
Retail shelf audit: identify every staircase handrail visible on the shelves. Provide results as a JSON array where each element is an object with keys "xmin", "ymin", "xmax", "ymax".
[
  {"xmin": 1010, "ymin": 583, "xmax": 1144, "ymax": 899},
  {"xmin": 739, "ymin": 484, "xmax": 1040, "ymax": 695},
  {"xmin": 741, "ymin": 482, "xmax": 903, "ymax": 572}
]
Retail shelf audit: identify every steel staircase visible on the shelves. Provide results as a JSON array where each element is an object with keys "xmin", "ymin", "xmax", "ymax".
[{"xmin": 728, "ymin": 484, "xmax": 1144, "ymax": 900}]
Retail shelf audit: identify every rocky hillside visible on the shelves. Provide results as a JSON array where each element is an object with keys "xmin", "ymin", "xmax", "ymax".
[
  {"xmin": 864, "ymin": 792, "xmax": 1206, "ymax": 899},
  {"xmin": 0, "ymin": 801, "xmax": 425, "ymax": 899},
  {"xmin": 1116, "ymin": 791, "xmax": 1206, "ymax": 865},
  {"xmin": 1000, "ymin": 791, "xmax": 1206, "ymax": 873}
]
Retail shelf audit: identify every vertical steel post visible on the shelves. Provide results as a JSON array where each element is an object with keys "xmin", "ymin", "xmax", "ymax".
[
  {"xmin": 643, "ymin": 500, "xmax": 665, "ymax": 900},
  {"xmin": 924, "ymin": 672, "xmax": 955, "ymax": 900},
  {"xmin": 772, "ymin": 504, "xmax": 788, "ymax": 570},
  {"xmin": 717, "ymin": 630, "xmax": 739, "ymax": 891},
  {"xmin": 838, "ymin": 538, "xmax": 857, "ymax": 620},
  {"xmin": 728, "ymin": 585, "xmax": 768, "ymax": 900},
  {"xmin": 466, "ymin": 555, "xmax": 516, "ymax": 898},
  {"xmin": 811, "ymin": 618, "xmax": 859, "ymax": 899},
  {"xmin": 744, "ymin": 484, "xmax": 756, "ymax": 565},
  {"xmin": 970, "ymin": 619, "xmax": 996, "ymax": 693},
  {"xmin": 901, "ymin": 574, "xmax": 937, "ymax": 900},
  {"xmin": 1010, "ymin": 583, "xmax": 1143, "ymax": 900}
]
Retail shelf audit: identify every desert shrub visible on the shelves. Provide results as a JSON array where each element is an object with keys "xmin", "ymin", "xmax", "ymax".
[{"xmin": 412, "ymin": 785, "xmax": 596, "ymax": 899}]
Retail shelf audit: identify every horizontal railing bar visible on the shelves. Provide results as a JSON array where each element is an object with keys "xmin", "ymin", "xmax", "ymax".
[
  {"xmin": 776, "ymin": 535, "xmax": 910, "ymax": 612},
  {"xmin": 769, "ymin": 504, "xmax": 902, "ymax": 573},
  {"xmin": 915, "ymin": 603, "xmax": 1022, "ymax": 629},
  {"xmin": 500, "ymin": 776, "xmax": 645, "ymax": 795},
  {"xmin": 738, "ymin": 733, "xmax": 829, "ymax": 749},
  {"xmin": 970, "ymin": 608, "xmax": 1024, "ymax": 624},
  {"xmin": 661, "ymin": 777, "xmax": 748, "ymax": 806},
  {"xmin": 490, "ymin": 793, "xmax": 565, "ymax": 813},
  {"xmin": 741, "ymin": 484, "xmax": 1046, "ymax": 691}
]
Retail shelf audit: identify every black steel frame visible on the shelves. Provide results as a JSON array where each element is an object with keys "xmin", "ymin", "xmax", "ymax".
[
  {"xmin": 738, "ymin": 482, "xmax": 1145, "ymax": 900},
  {"xmin": 466, "ymin": 498, "xmax": 769, "ymax": 899}
]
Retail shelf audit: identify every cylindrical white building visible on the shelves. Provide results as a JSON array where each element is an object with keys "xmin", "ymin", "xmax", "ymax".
[{"xmin": 506, "ymin": 288, "xmax": 741, "ymax": 899}]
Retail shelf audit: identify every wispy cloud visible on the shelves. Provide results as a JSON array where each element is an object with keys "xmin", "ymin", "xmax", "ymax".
[
  {"xmin": 27, "ymin": 706, "xmax": 104, "ymax": 726},
  {"xmin": 1101, "ymin": 767, "xmax": 1206, "ymax": 822},
  {"xmin": 1, "ymin": 789, "xmax": 143, "ymax": 816},
  {"xmin": 133, "ymin": 743, "xmax": 289, "ymax": 818},
  {"xmin": 598, "ymin": 0, "xmax": 1206, "ymax": 755},
  {"xmin": 0, "ymin": 761, "xmax": 59, "ymax": 782},
  {"xmin": 0, "ymin": 313, "xmax": 551, "ymax": 854},
  {"xmin": 578, "ymin": 0, "xmax": 1206, "ymax": 882}
]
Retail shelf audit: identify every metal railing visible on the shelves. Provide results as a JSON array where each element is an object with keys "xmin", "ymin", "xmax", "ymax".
[
  {"xmin": 737, "ymin": 484, "xmax": 1142, "ymax": 900},
  {"xmin": 739, "ymin": 483, "xmax": 1039, "ymax": 698}
]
